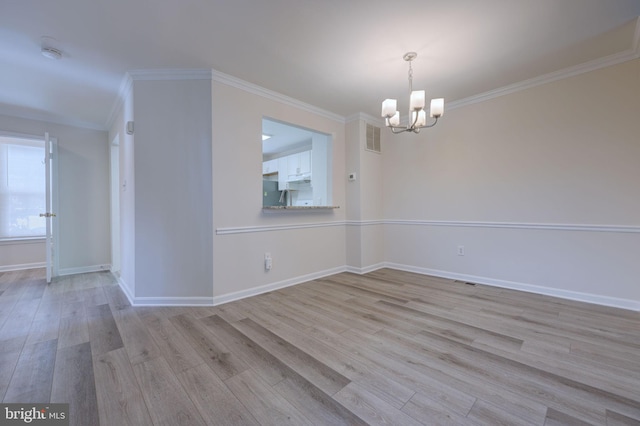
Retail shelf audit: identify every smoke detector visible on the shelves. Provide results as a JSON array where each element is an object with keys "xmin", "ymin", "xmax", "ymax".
[
  {"xmin": 41, "ymin": 46, "xmax": 62, "ymax": 60},
  {"xmin": 41, "ymin": 36, "xmax": 62, "ymax": 60}
]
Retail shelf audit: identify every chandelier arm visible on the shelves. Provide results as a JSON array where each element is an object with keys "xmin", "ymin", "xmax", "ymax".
[
  {"xmin": 409, "ymin": 109, "xmax": 420, "ymax": 129},
  {"xmin": 421, "ymin": 116, "xmax": 439, "ymax": 128},
  {"xmin": 385, "ymin": 118, "xmax": 407, "ymax": 133},
  {"xmin": 390, "ymin": 126, "xmax": 409, "ymax": 134}
]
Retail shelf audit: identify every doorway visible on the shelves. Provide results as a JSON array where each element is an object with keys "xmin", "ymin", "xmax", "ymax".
[{"xmin": 0, "ymin": 132, "xmax": 57, "ymax": 278}]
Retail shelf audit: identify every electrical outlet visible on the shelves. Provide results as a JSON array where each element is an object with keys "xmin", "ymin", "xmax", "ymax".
[
  {"xmin": 264, "ymin": 252, "xmax": 272, "ymax": 270},
  {"xmin": 457, "ymin": 245, "xmax": 465, "ymax": 256}
]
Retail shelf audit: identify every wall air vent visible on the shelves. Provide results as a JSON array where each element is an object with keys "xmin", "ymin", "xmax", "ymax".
[{"xmin": 366, "ymin": 123, "xmax": 381, "ymax": 153}]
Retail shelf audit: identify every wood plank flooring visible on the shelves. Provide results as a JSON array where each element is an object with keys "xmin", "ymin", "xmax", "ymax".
[{"xmin": 0, "ymin": 268, "xmax": 638, "ymax": 425}]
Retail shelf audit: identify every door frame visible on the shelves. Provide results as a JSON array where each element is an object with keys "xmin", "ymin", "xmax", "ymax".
[
  {"xmin": 44, "ymin": 132, "xmax": 59, "ymax": 282},
  {"xmin": 110, "ymin": 135, "xmax": 121, "ymax": 275}
]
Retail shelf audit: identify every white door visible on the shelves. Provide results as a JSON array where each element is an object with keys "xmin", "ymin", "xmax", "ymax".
[
  {"xmin": 43, "ymin": 132, "xmax": 57, "ymax": 283},
  {"xmin": 110, "ymin": 141, "xmax": 121, "ymax": 275}
]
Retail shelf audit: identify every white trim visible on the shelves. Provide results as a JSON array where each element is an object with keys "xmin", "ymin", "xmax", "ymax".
[
  {"xmin": 110, "ymin": 68, "xmax": 345, "ymax": 126},
  {"xmin": 345, "ymin": 112, "xmax": 384, "ymax": 127},
  {"xmin": 114, "ymin": 273, "xmax": 135, "ymax": 306},
  {"xmin": 345, "ymin": 262, "xmax": 386, "ymax": 275},
  {"xmin": 0, "ymin": 262, "xmax": 46, "ymax": 272},
  {"xmin": 108, "ymin": 254, "xmax": 638, "ymax": 311},
  {"xmin": 6, "ymin": 17, "xmax": 640, "ymax": 134},
  {"xmin": 128, "ymin": 68, "xmax": 213, "ymax": 81},
  {"xmin": 448, "ymin": 22, "xmax": 640, "ymax": 113},
  {"xmin": 0, "ymin": 238, "xmax": 45, "ymax": 246},
  {"xmin": 112, "ymin": 266, "xmax": 347, "ymax": 307},
  {"xmin": 217, "ymin": 219, "xmax": 640, "ymax": 235},
  {"xmin": 210, "ymin": 69, "xmax": 345, "ymax": 123},
  {"xmin": 50, "ymin": 136, "xmax": 60, "ymax": 279},
  {"xmin": 384, "ymin": 220, "xmax": 640, "ymax": 234},
  {"xmin": 211, "ymin": 266, "xmax": 347, "ymax": 306},
  {"xmin": 58, "ymin": 264, "xmax": 111, "ymax": 276},
  {"xmin": 130, "ymin": 296, "xmax": 214, "ymax": 307},
  {"xmin": 346, "ymin": 220, "xmax": 385, "ymax": 227},
  {"xmin": 216, "ymin": 220, "xmax": 346, "ymax": 235},
  {"xmin": 384, "ymin": 262, "xmax": 640, "ymax": 312},
  {"xmin": 0, "ymin": 105, "xmax": 107, "ymax": 131},
  {"xmin": 112, "ymin": 272, "xmax": 213, "ymax": 307},
  {"xmin": 112, "ymin": 269, "xmax": 213, "ymax": 307},
  {"xmin": 0, "ymin": 130, "xmax": 48, "ymax": 141}
]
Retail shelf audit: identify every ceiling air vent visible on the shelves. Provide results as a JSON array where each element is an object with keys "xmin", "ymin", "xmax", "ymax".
[{"xmin": 366, "ymin": 123, "xmax": 381, "ymax": 153}]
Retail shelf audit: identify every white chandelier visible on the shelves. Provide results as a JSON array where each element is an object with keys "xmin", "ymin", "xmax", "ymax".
[{"xmin": 381, "ymin": 52, "xmax": 444, "ymax": 134}]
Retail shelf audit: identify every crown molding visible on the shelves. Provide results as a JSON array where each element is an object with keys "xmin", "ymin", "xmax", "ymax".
[
  {"xmin": 103, "ymin": 17, "xmax": 640, "ymax": 132},
  {"xmin": 210, "ymin": 68, "xmax": 345, "ymax": 124},
  {"xmin": 345, "ymin": 112, "xmax": 383, "ymax": 126},
  {"xmin": 107, "ymin": 68, "xmax": 346, "ymax": 125},
  {"xmin": 448, "ymin": 19, "xmax": 640, "ymax": 112},
  {"xmin": 0, "ymin": 104, "xmax": 107, "ymax": 132},
  {"xmin": 127, "ymin": 68, "xmax": 213, "ymax": 81}
]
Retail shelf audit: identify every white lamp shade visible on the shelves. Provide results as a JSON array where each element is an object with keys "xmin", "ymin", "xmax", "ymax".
[
  {"xmin": 409, "ymin": 90, "xmax": 425, "ymax": 111},
  {"xmin": 388, "ymin": 111, "xmax": 400, "ymax": 127},
  {"xmin": 430, "ymin": 98, "xmax": 444, "ymax": 118},
  {"xmin": 412, "ymin": 110, "xmax": 426, "ymax": 127},
  {"xmin": 381, "ymin": 99, "xmax": 397, "ymax": 117}
]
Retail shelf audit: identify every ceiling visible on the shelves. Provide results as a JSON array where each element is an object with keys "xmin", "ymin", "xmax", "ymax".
[{"xmin": 2, "ymin": 0, "xmax": 639, "ymax": 131}]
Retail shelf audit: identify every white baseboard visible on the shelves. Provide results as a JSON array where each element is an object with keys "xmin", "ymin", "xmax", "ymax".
[
  {"xmin": 211, "ymin": 266, "xmax": 348, "ymax": 306},
  {"xmin": 0, "ymin": 262, "xmax": 46, "ymax": 272},
  {"xmin": 111, "ymin": 272, "xmax": 213, "ymax": 306},
  {"xmin": 384, "ymin": 262, "xmax": 640, "ymax": 312},
  {"xmin": 345, "ymin": 262, "xmax": 386, "ymax": 275},
  {"xmin": 131, "ymin": 296, "xmax": 214, "ymax": 306},
  {"xmin": 58, "ymin": 264, "xmax": 111, "ymax": 276},
  {"xmin": 109, "ymin": 260, "xmax": 639, "ymax": 312},
  {"xmin": 118, "ymin": 266, "xmax": 349, "ymax": 307},
  {"xmin": 113, "ymin": 274, "xmax": 135, "ymax": 306}
]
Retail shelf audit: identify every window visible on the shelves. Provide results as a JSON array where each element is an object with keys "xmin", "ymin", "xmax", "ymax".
[
  {"xmin": 0, "ymin": 136, "xmax": 46, "ymax": 239},
  {"xmin": 262, "ymin": 118, "xmax": 332, "ymax": 207}
]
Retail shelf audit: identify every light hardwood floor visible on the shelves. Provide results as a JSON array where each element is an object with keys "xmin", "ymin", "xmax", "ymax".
[{"xmin": 1, "ymin": 268, "xmax": 639, "ymax": 425}]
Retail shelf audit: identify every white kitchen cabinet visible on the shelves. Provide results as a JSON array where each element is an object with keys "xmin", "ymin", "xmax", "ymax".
[
  {"xmin": 262, "ymin": 158, "xmax": 278, "ymax": 175},
  {"xmin": 300, "ymin": 150, "xmax": 311, "ymax": 175},
  {"xmin": 275, "ymin": 151, "xmax": 313, "ymax": 190},
  {"xmin": 277, "ymin": 156, "xmax": 289, "ymax": 189},
  {"xmin": 287, "ymin": 150, "xmax": 311, "ymax": 179}
]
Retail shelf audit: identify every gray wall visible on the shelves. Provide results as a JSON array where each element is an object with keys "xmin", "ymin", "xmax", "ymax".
[{"xmin": 132, "ymin": 78, "xmax": 213, "ymax": 299}]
